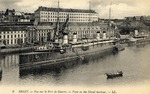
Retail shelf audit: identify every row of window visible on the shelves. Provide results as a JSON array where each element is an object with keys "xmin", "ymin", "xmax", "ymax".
[
  {"xmin": 40, "ymin": 12, "xmax": 96, "ymax": 16},
  {"xmin": 40, "ymin": 15, "xmax": 97, "ymax": 18},
  {"xmin": 3, "ymin": 38, "xmax": 25, "ymax": 45},
  {"xmin": 0, "ymin": 31, "xmax": 25, "ymax": 34},
  {"xmin": 0, "ymin": 34, "xmax": 26, "ymax": 39},
  {"xmin": 0, "ymin": 30, "xmax": 52, "ymax": 39},
  {"xmin": 37, "ymin": 30, "xmax": 51, "ymax": 33},
  {"xmin": 37, "ymin": 33, "xmax": 47, "ymax": 36},
  {"xmin": 69, "ymin": 31, "xmax": 97, "ymax": 35},
  {"xmin": 68, "ymin": 27, "xmax": 107, "ymax": 31},
  {"xmin": 40, "ymin": 19, "xmax": 96, "ymax": 22},
  {"xmin": 68, "ymin": 33, "xmax": 97, "ymax": 39}
]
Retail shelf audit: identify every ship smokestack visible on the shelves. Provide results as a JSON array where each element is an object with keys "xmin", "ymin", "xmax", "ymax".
[
  {"xmin": 134, "ymin": 30, "xmax": 138, "ymax": 36},
  {"xmin": 55, "ymin": 39, "xmax": 59, "ymax": 43},
  {"xmin": 103, "ymin": 31, "xmax": 107, "ymax": 39},
  {"xmin": 96, "ymin": 31, "xmax": 100, "ymax": 40},
  {"xmin": 73, "ymin": 33, "xmax": 77, "ymax": 43},
  {"xmin": 63, "ymin": 33, "xmax": 68, "ymax": 44}
]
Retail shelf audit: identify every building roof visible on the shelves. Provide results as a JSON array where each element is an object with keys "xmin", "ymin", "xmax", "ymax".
[
  {"xmin": 35, "ymin": 6, "xmax": 97, "ymax": 13},
  {"xmin": 35, "ymin": 26, "xmax": 54, "ymax": 30},
  {"xmin": 0, "ymin": 26, "xmax": 27, "ymax": 31},
  {"xmin": 0, "ymin": 25, "xmax": 54, "ymax": 32},
  {"xmin": 68, "ymin": 22, "xmax": 107, "ymax": 27}
]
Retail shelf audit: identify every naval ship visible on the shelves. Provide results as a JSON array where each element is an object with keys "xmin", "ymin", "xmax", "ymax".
[
  {"xmin": 19, "ymin": 1, "xmax": 125, "ymax": 69},
  {"xmin": 19, "ymin": 28, "xmax": 125, "ymax": 69},
  {"xmin": 19, "ymin": 35, "xmax": 124, "ymax": 70}
]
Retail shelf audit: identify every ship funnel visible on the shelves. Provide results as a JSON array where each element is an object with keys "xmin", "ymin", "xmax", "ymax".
[
  {"xmin": 134, "ymin": 30, "xmax": 138, "ymax": 36},
  {"xmin": 103, "ymin": 31, "xmax": 107, "ymax": 39},
  {"xmin": 63, "ymin": 33, "xmax": 68, "ymax": 44},
  {"xmin": 73, "ymin": 33, "xmax": 77, "ymax": 43},
  {"xmin": 55, "ymin": 38, "xmax": 59, "ymax": 43},
  {"xmin": 96, "ymin": 31, "xmax": 100, "ymax": 40}
]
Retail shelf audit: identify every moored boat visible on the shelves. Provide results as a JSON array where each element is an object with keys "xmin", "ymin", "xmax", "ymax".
[{"xmin": 105, "ymin": 71, "xmax": 123, "ymax": 79}]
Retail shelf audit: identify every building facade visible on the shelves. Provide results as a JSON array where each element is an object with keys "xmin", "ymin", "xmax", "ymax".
[
  {"xmin": 0, "ymin": 26, "xmax": 27, "ymax": 47},
  {"xmin": 0, "ymin": 9, "xmax": 35, "ymax": 23},
  {"xmin": 34, "ymin": 26, "xmax": 54, "ymax": 44},
  {"xmin": 17, "ymin": 13, "xmax": 35, "ymax": 22},
  {"xmin": 34, "ymin": 6, "xmax": 98, "ymax": 24},
  {"xmin": 66, "ymin": 22, "xmax": 109, "ymax": 40},
  {"xmin": 0, "ymin": 25, "xmax": 54, "ymax": 47}
]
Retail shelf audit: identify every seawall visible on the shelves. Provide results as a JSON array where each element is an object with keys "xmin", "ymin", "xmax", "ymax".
[{"xmin": 0, "ymin": 47, "xmax": 34, "ymax": 55}]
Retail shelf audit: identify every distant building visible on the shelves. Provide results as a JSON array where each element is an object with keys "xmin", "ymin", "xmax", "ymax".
[
  {"xmin": 0, "ymin": 26, "xmax": 27, "ymax": 47},
  {"xmin": 0, "ymin": 9, "xmax": 35, "ymax": 24},
  {"xmin": 30, "ymin": 26, "xmax": 54, "ymax": 44},
  {"xmin": 0, "ymin": 25, "xmax": 54, "ymax": 47},
  {"xmin": 34, "ymin": 6, "xmax": 98, "ymax": 24},
  {"xmin": 0, "ymin": 11, "xmax": 5, "ymax": 22},
  {"xmin": 66, "ymin": 22, "xmax": 110, "ymax": 40},
  {"xmin": 24, "ymin": 26, "xmax": 54, "ymax": 44},
  {"xmin": 25, "ymin": 26, "xmax": 37, "ymax": 44},
  {"xmin": 4, "ymin": 9, "xmax": 16, "ymax": 22},
  {"xmin": 17, "ymin": 13, "xmax": 35, "ymax": 22},
  {"xmin": 125, "ymin": 16, "xmax": 150, "ymax": 22}
]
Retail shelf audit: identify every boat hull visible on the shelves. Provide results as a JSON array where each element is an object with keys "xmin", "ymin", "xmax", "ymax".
[
  {"xmin": 19, "ymin": 44, "xmax": 125, "ymax": 69},
  {"xmin": 106, "ymin": 71, "xmax": 123, "ymax": 79}
]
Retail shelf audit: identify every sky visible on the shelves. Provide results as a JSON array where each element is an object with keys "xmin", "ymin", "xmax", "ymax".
[{"xmin": 0, "ymin": 0, "xmax": 150, "ymax": 19}]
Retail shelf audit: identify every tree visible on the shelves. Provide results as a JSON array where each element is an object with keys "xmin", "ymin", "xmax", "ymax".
[
  {"xmin": 133, "ymin": 16, "xmax": 136, "ymax": 21},
  {"xmin": 140, "ymin": 16, "xmax": 144, "ymax": 22}
]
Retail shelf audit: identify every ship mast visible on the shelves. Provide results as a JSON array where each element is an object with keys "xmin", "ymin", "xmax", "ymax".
[
  {"xmin": 108, "ymin": 2, "xmax": 112, "ymax": 38},
  {"xmin": 88, "ymin": 1, "xmax": 91, "ymax": 39},
  {"xmin": 55, "ymin": 0, "xmax": 60, "ymax": 42},
  {"xmin": 109, "ymin": 2, "xmax": 111, "ymax": 23}
]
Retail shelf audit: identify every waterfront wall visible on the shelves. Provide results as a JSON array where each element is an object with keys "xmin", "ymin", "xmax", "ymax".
[{"xmin": 0, "ymin": 47, "xmax": 34, "ymax": 55}]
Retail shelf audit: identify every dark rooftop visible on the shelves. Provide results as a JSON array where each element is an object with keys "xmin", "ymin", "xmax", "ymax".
[
  {"xmin": 35, "ymin": 6, "xmax": 97, "ymax": 13},
  {"xmin": 0, "ymin": 26, "xmax": 27, "ymax": 31}
]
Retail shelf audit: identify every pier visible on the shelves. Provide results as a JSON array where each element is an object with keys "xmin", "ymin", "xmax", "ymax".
[{"xmin": 0, "ymin": 46, "xmax": 35, "ymax": 55}]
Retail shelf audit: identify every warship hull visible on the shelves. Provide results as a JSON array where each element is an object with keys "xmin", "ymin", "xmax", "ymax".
[{"xmin": 19, "ymin": 42, "xmax": 125, "ymax": 70}]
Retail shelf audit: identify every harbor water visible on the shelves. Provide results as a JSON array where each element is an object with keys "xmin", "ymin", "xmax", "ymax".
[{"xmin": 0, "ymin": 45, "xmax": 150, "ymax": 87}]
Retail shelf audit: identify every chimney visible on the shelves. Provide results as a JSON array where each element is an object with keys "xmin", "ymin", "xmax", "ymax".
[
  {"xmin": 73, "ymin": 33, "xmax": 77, "ymax": 43},
  {"xmin": 96, "ymin": 31, "xmax": 100, "ymax": 40},
  {"xmin": 63, "ymin": 33, "xmax": 68, "ymax": 44},
  {"xmin": 103, "ymin": 31, "xmax": 107, "ymax": 39},
  {"xmin": 134, "ymin": 30, "xmax": 138, "ymax": 36}
]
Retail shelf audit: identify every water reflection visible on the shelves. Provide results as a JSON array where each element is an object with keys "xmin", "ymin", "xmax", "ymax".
[
  {"xmin": 0, "ymin": 55, "xmax": 19, "ymax": 68},
  {"xmin": 19, "ymin": 58, "xmax": 90, "ymax": 79},
  {"xmin": 0, "ymin": 55, "xmax": 19, "ymax": 84},
  {"xmin": 0, "ymin": 45, "xmax": 150, "ymax": 86}
]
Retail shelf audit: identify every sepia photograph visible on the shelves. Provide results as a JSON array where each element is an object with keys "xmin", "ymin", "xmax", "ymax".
[{"xmin": 0, "ymin": 0, "xmax": 150, "ymax": 94}]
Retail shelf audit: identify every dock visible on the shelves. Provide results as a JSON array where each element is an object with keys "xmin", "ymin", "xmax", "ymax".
[{"xmin": 0, "ymin": 46, "xmax": 34, "ymax": 55}]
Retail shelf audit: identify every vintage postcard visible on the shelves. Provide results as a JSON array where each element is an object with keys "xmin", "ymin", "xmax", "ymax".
[{"xmin": 0, "ymin": 0, "xmax": 150, "ymax": 94}]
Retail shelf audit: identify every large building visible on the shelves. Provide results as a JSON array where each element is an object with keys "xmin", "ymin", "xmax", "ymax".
[
  {"xmin": 66, "ymin": 22, "xmax": 111, "ymax": 40},
  {"xmin": 35, "ymin": 26, "xmax": 54, "ymax": 43},
  {"xmin": 0, "ymin": 25, "xmax": 54, "ymax": 47},
  {"xmin": 0, "ymin": 26, "xmax": 27, "ymax": 47},
  {"xmin": 34, "ymin": 6, "xmax": 98, "ymax": 24}
]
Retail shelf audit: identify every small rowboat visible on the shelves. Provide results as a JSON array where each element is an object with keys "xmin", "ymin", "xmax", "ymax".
[{"xmin": 105, "ymin": 71, "xmax": 123, "ymax": 79}]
